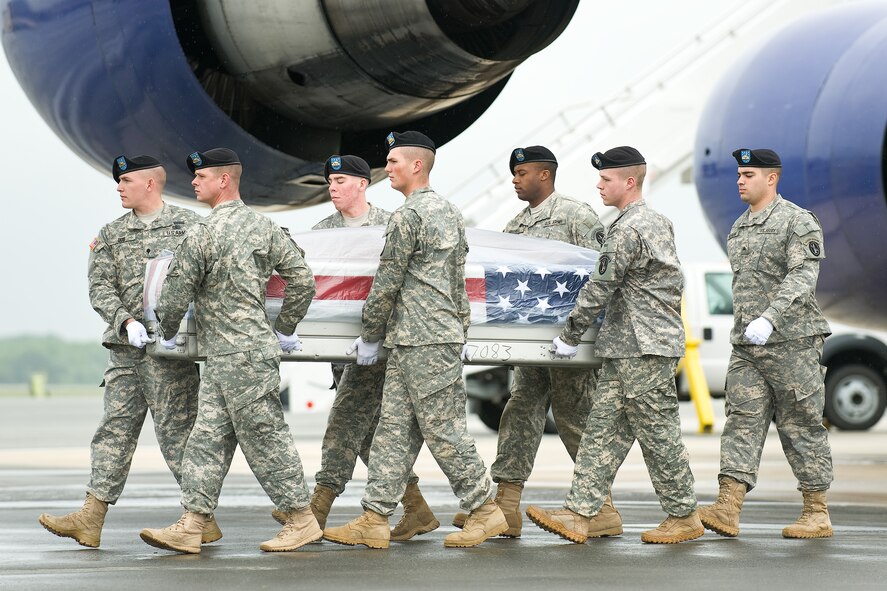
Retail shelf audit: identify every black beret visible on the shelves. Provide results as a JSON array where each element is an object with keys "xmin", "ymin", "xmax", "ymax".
[
  {"xmin": 509, "ymin": 145, "xmax": 558, "ymax": 174},
  {"xmin": 323, "ymin": 154, "xmax": 371, "ymax": 181},
  {"xmin": 732, "ymin": 148, "xmax": 781, "ymax": 168},
  {"xmin": 186, "ymin": 148, "xmax": 241, "ymax": 173},
  {"xmin": 112, "ymin": 154, "xmax": 161, "ymax": 182},
  {"xmin": 591, "ymin": 146, "xmax": 646, "ymax": 170},
  {"xmin": 385, "ymin": 130, "xmax": 436, "ymax": 153}
]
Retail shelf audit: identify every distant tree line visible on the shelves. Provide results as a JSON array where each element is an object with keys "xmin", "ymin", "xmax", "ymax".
[{"xmin": 0, "ymin": 336, "xmax": 107, "ymax": 384}]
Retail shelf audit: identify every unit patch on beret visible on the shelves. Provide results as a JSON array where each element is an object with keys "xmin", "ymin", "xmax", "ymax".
[{"xmin": 330, "ymin": 156, "xmax": 342, "ymax": 170}]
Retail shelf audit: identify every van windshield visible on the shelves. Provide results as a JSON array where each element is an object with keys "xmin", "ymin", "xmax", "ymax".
[{"xmin": 705, "ymin": 272, "xmax": 733, "ymax": 315}]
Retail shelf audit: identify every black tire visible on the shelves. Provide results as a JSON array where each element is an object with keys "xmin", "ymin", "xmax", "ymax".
[
  {"xmin": 824, "ymin": 363, "xmax": 887, "ymax": 431},
  {"xmin": 478, "ymin": 399, "xmax": 506, "ymax": 431}
]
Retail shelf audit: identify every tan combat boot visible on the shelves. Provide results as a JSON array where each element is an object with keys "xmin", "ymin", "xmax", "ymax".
[
  {"xmin": 452, "ymin": 481, "xmax": 523, "ymax": 537},
  {"xmin": 782, "ymin": 490, "xmax": 833, "ymax": 539},
  {"xmin": 526, "ymin": 505, "xmax": 590, "ymax": 544},
  {"xmin": 202, "ymin": 514, "xmax": 223, "ymax": 544},
  {"xmin": 272, "ymin": 483, "xmax": 336, "ymax": 528},
  {"xmin": 323, "ymin": 510, "xmax": 390, "ymax": 549},
  {"xmin": 641, "ymin": 511, "xmax": 704, "ymax": 544},
  {"xmin": 390, "ymin": 482, "xmax": 440, "ymax": 541},
  {"xmin": 140, "ymin": 512, "xmax": 206, "ymax": 554},
  {"xmin": 698, "ymin": 476, "xmax": 746, "ymax": 537},
  {"xmin": 260, "ymin": 506, "xmax": 324, "ymax": 551},
  {"xmin": 38, "ymin": 493, "xmax": 108, "ymax": 548},
  {"xmin": 587, "ymin": 495, "xmax": 624, "ymax": 538},
  {"xmin": 443, "ymin": 500, "xmax": 508, "ymax": 548}
]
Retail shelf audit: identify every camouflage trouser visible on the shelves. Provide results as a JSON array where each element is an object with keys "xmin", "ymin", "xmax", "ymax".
[
  {"xmin": 88, "ymin": 345, "xmax": 198, "ymax": 504},
  {"xmin": 181, "ymin": 346, "xmax": 310, "ymax": 514},
  {"xmin": 363, "ymin": 344, "xmax": 491, "ymax": 516},
  {"xmin": 566, "ymin": 356, "xmax": 697, "ymax": 518},
  {"xmin": 316, "ymin": 361, "xmax": 418, "ymax": 495},
  {"xmin": 720, "ymin": 336, "xmax": 833, "ymax": 492},
  {"xmin": 491, "ymin": 366, "xmax": 594, "ymax": 484}
]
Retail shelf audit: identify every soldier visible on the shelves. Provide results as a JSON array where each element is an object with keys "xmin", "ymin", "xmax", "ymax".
[
  {"xmin": 38, "ymin": 155, "xmax": 210, "ymax": 548},
  {"xmin": 526, "ymin": 146, "xmax": 703, "ymax": 544},
  {"xmin": 698, "ymin": 148, "xmax": 833, "ymax": 539},
  {"xmin": 452, "ymin": 145, "xmax": 617, "ymax": 538},
  {"xmin": 323, "ymin": 131, "xmax": 506, "ymax": 549},
  {"xmin": 272, "ymin": 154, "xmax": 438, "ymax": 540},
  {"xmin": 139, "ymin": 148, "xmax": 320, "ymax": 554}
]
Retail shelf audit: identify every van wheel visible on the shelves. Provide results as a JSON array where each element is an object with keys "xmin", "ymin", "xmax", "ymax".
[{"xmin": 824, "ymin": 364, "xmax": 887, "ymax": 431}]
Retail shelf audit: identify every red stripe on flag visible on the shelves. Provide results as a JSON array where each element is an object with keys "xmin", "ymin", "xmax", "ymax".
[
  {"xmin": 266, "ymin": 275, "xmax": 288, "ymax": 298},
  {"xmin": 268, "ymin": 274, "xmax": 486, "ymax": 302},
  {"xmin": 466, "ymin": 277, "xmax": 485, "ymax": 302},
  {"xmin": 315, "ymin": 275, "xmax": 374, "ymax": 300}
]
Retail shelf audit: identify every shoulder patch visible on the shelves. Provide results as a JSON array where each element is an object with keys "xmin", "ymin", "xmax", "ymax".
[{"xmin": 594, "ymin": 242, "xmax": 617, "ymax": 282}]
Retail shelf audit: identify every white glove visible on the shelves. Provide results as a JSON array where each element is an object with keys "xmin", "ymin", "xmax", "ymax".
[
  {"xmin": 551, "ymin": 336, "xmax": 579, "ymax": 359},
  {"xmin": 276, "ymin": 330, "xmax": 302, "ymax": 353},
  {"xmin": 461, "ymin": 344, "xmax": 473, "ymax": 362},
  {"xmin": 125, "ymin": 321, "xmax": 154, "ymax": 348},
  {"xmin": 744, "ymin": 317, "xmax": 774, "ymax": 346},
  {"xmin": 346, "ymin": 337, "xmax": 380, "ymax": 366},
  {"xmin": 160, "ymin": 335, "xmax": 178, "ymax": 350}
]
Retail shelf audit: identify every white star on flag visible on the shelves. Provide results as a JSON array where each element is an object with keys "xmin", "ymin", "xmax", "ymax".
[
  {"xmin": 535, "ymin": 297, "xmax": 552, "ymax": 312},
  {"xmin": 497, "ymin": 295, "xmax": 513, "ymax": 310},
  {"xmin": 495, "ymin": 265, "xmax": 511, "ymax": 277},
  {"xmin": 535, "ymin": 267, "xmax": 551, "ymax": 279},
  {"xmin": 574, "ymin": 267, "xmax": 590, "ymax": 278},
  {"xmin": 514, "ymin": 279, "xmax": 530, "ymax": 296},
  {"xmin": 554, "ymin": 281, "xmax": 570, "ymax": 296}
]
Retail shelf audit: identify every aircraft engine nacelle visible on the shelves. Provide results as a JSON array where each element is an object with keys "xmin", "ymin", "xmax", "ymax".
[
  {"xmin": 694, "ymin": 1, "xmax": 887, "ymax": 329},
  {"xmin": 1, "ymin": 0, "xmax": 577, "ymax": 206}
]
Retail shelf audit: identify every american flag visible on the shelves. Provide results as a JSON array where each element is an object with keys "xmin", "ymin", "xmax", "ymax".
[
  {"xmin": 149, "ymin": 226, "xmax": 598, "ymax": 328},
  {"xmin": 478, "ymin": 264, "xmax": 590, "ymax": 325},
  {"xmin": 269, "ymin": 227, "xmax": 598, "ymax": 327}
]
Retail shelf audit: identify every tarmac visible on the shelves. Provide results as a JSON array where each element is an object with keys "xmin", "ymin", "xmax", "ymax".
[{"xmin": 2, "ymin": 378, "xmax": 886, "ymax": 590}]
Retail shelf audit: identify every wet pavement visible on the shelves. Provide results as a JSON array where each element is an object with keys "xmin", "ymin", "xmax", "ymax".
[{"xmin": 2, "ymin": 395, "xmax": 886, "ymax": 590}]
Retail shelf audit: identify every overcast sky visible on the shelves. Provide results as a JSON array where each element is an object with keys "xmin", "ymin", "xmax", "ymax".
[{"xmin": 0, "ymin": 1, "xmax": 752, "ymax": 340}]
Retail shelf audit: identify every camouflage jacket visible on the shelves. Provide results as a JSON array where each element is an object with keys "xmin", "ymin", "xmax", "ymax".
[
  {"xmin": 157, "ymin": 200, "xmax": 315, "ymax": 356},
  {"xmin": 88, "ymin": 203, "xmax": 200, "ymax": 347},
  {"xmin": 361, "ymin": 187, "xmax": 470, "ymax": 347},
  {"xmin": 312, "ymin": 203, "xmax": 391, "ymax": 229},
  {"xmin": 561, "ymin": 199, "xmax": 685, "ymax": 358},
  {"xmin": 504, "ymin": 191, "xmax": 605, "ymax": 250},
  {"xmin": 727, "ymin": 194, "xmax": 830, "ymax": 343}
]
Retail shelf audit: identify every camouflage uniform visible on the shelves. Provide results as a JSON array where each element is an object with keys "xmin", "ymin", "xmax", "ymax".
[
  {"xmin": 87, "ymin": 203, "xmax": 200, "ymax": 503},
  {"xmin": 560, "ymin": 199, "xmax": 696, "ymax": 518},
  {"xmin": 310, "ymin": 204, "xmax": 419, "ymax": 494},
  {"xmin": 312, "ymin": 202, "xmax": 390, "ymax": 231},
  {"xmin": 720, "ymin": 195, "xmax": 832, "ymax": 491},
  {"xmin": 360, "ymin": 187, "xmax": 491, "ymax": 516},
  {"xmin": 492, "ymin": 192, "xmax": 604, "ymax": 484},
  {"xmin": 157, "ymin": 200, "xmax": 316, "ymax": 514}
]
